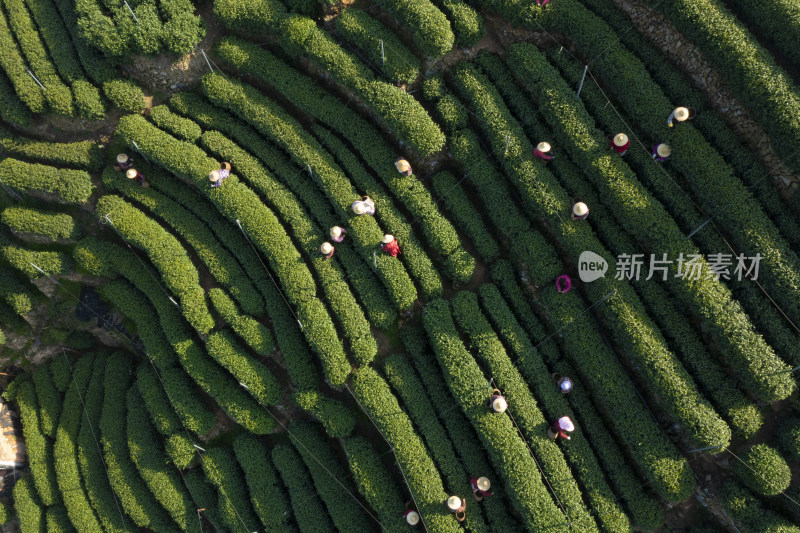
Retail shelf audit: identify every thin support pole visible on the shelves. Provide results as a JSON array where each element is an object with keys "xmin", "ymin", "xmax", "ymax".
[
  {"xmin": 130, "ymin": 140, "xmax": 150, "ymax": 164},
  {"xmin": 26, "ymin": 69, "xmax": 45, "ymax": 90},
  {"xmin": 123, "ymin": 1, "xmax": 139, "ymax": 23},
  {"xmin": 373, "ymin": 250, "xmax": 377, "ymax": 269},
  {"xmin": 576, "ymin": 65, "xmax": 588, "ymax": 99},
  {"xmin": 380, "ymin": 39, "xmax": 385, "ymax": 68},
  {"xmin": 686, "ymin": 217, "xmax": 712, "ymax": 239},
  {"xmin": 687, "ymin": 444, "xmax": 724, "ymax": 453},
  {"xmin": 201, "ymin": 50, "xmax": 213, "ymax": 73},
  {"xmin": 504, "ymin": 135, "xmax": 510, "ymax": 157}
]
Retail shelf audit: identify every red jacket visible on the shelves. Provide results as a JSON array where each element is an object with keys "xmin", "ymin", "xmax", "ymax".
[
  {"xmin": 382, "ymin": 240, "xmax": 401, "ymax": 257},
  {"xmin": 611, "ymin": 139, "xmax": 630, "ymax": 153}
]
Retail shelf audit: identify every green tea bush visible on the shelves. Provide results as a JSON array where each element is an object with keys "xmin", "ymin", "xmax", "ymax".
[
  {"xmin": 374, "ymin": 0, "xmax": 453, "ymax": 58},
  {"xmin": 434, "ymin": 0, "xmax": 485, "ymax": 47},
  {"xmin": 15, "ymin": 379, "xmax": 60, "ymax": 506},
  {"xmin": 0, "ymin": 130, "xmax": 104, "ymax": 170},
  {"xmin": 1, "ymin": 208, "xmax": 81, "ymax": 241},
  {"xmin": 293, "ymin": 389, "xmax": 355, "ymax": 438},
  {"xmin": 719, "ymin": 481, "xmax": 800, "ymax": 532},
  {"xmin": 209, "ymin": 289, "xmax": 273, "ymax": 355},
  {"xmin": 31, "ymin": 365, "xmax": 61, "ymax": 439},
  {"xmin": 272, "ymin": 443, "xmax": 335, "ymax": 533},
  {"xmin": 0, "ymin": 6, "xmax": 46, "ymax": 114},
  {"xmin": 734, "ymin": 444, "xmax": 792, "ymax": 496},
  {"xmin": 13, "ymin": 477, "xmax": 44, "ymax": 533},
  {"xmin": 0, "ymin": 158, "xmax": 93, "ymax": 203},
  {"xmin": 71, "ymin": 80, "xmax": 106, "ymax": 119},
  {"xmin": 102, "ymin": 79, "xmax": 146, "ymax": 114},
  {"xmin": 778, "ymin": 418, "xmax": 800, "ymax": 461},
  {"xmin": 1, "ymin": 245, "xmax": 73, "ymax": 279},
  {"xmin": 45, "ymin": 506, "xmax": 73, "ymax": 533},
  {"xmin": 0, "ymin": 72, "xmax": 32, "ymax": 125},
  {"xmin": 0, "ymin": 501, "xmax": 13, "ymax": 524},
  {"xmin": 0, "ymin": 267, "xmax": 35, "ymax": 315},
  {"xmin": 150, "ymin": 105, "xmax": 202, "ymax": 142},
  {"xmin": 206, "ymin": 330, "xmax": 281, "ymax": 406},
  {"xmin": 201, "ymin": 447, "xmax": 261, "ymax": 533}
]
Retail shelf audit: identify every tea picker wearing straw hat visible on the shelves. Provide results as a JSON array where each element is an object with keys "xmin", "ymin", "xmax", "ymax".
[
  {"xmin": 446, "ymin": 496, "xmax": 466, "ymax": 522},
  {"xmin": 403, "ymin": 508, "xmax": 420, "ymax": 526},
  {"xmin": 470, "ymin": 477, "xmax": 494, "ymax": 501},
  {"xmin": 330, "ymin": 226, "xmax": 347, "ymax": 243},
  {"xmin": 319, "ymin": 242, "xmax": 335, "ymax": 260},
  {"xmin": 489, "ymin": 389, "xmax": 507, "ymax": 413},
  {"xmin": 114, "ymin": 153, "xmax": 133, "ymax": 171},
  {"xmin": 209, "ymin": 162, "xmax": 231, "ymax": 189},
  {"xmin": 381, "ymin": 234, "xmax": 401, "ymax": 257},
  {"xmin": 126, "ymin": 168, "xmax": 149, "ymax": 188},
  {"xmin": 667, "ymin": 106, "xmax": 692, "ymax": 128},
  {"xmin": 571, "ymin": 198, "xmax": 589, "ymax": 221},
  {"xmin": 547, "ymin": 416, "xmax": 575, "ymax": 440},
  {"xmin": 651, "ymin": 143, "xmax": 671, "ymax": 162},
  {"xmin": 395, "ymin": 157, "xmax": 413, "ymax": 176},
  {"xmin": 351, "ymin": 196, "xmax": 375, "ymax": 216},
  {"xmin": 533, "ymin": 142, "xmax": 555, "ymax": 161},
  {"xmin": 610, "ymin": 133, "xmax": 630, "ymax": 155}
]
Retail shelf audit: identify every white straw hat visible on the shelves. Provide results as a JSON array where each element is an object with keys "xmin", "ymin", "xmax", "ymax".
[
  {"xmin": 209, "ymin": 170, "xmax": 221, "ymax": 182},
  {"xmin": 395, "ymin": 159, "xmax": 411, "ymax": 173},
  {"xmin": 381, "ymin": 234, "xmax": 394, "ymax": 244},
  {"xmin": 406, "ymin": 511, "xmax": 420, "ymax": 525},
  {"xmin": 657, "ymin": 144, "xmax": 672, "ymax": 158},
  {"xmin": 447, "ymin": 496, "xmax": 462, "ymax": 511},
  {"xmin": 330, "ymin": 226, "xmax": 342, "ymax": 238},
  {"xmin": 572, "ymin": 202, "xmax": 589, "ymax": 217},
  {"xmin": 537, "ymin": 142, "xmax": 551, "ymax": 153},
  {"xmin": 492, "ymin": 396, "xmax": 508, "ymax": 413},
  {"xmin": 560, "ymin": 379, "xmax": 573, "ymax": 392},
  {"xmin": 352, "ymin": 202, "xmax": 366, "ymax": 214},
  {"xmin": 558, "ymin": 416, "xmax": 575, "ymax": 432},
  {"xmin": 613, "ymin": 133, "xmax": 628, "ymax": 147},
  {"xmin": 126, "ymin": 169, "xmax": 137, "ymax": 179},
  {"xmin": 320, "ymin": 242, "xmax": 333, "ymax": 255},
  {"xmin": 674, "ymin": 107, "xmax": 689, "ymax": 121},
  {"xmin": 116, "ymin": 153, "xmax": 129, "ymax": 164},
  {"xmin": 476, "ymin": 477, "xmax": 491, "ymax": 492}
]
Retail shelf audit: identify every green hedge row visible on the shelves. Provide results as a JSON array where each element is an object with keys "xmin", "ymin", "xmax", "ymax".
[
  {"xmin": 160, "ymin": 365, "xmax": 217, "ymax": 436},
  {"xmin": 546, "ymin": 48, "xmax": 800, "ymax": 371},
  {"xmin": 99, "ymin": 352, "xmax": 179, "ymax": 532},
  {"xmin": 432, "ymin": 0, "xmax": 485, "ymax": 47},
  {"xmin": 232, "ymin": 434, "xmax": 294, "ymax": 531},
  {"xmin": 213, "ymin": 0, "xmax": 287, "ymax": 35},
  {"xmin": 0, "ymin": 501, "xmax": 13, "ymax": 525},
  {"xmin": 115, "ymin": 114, "xmax": 351, "ymax": 386},
  {"xmin": 396, "ymin": 327, "xmax": 524, "ymax": 532},
  {"xmin": 575, "ymin": 0, "xmax": 800, "ymax": 254},
  {"xmin": 719, "ymin": 481, "xmax": 800, "ymax": 532},
  {"xmin": 382, "ymin": 352, "xmax": 492, "ymax": 533},
  {"xmin": 171, "ymin": 93, "xmax": 404, "ymax": 326},
  {"xmin": 0, "ymin": 158, "xmax": 93, "ymax": 203},
  {"xmin": 96, "ymin": 194, "xmax": 215, "ymax": 334},
  {"xmin": 45, "ymin": 506, "xmax": 72, "ymax": 533},
  {"xmin": 422, "ymin": 299, "xmax": 571, "ymax": 531},
  {"xmin": 351, "ymin": 366, "xmax": 461, "ymax": 533},
  {"xmin": 75, "ymin": 237, "xmax": 272, "ymax": 433},
  {"xmin": 0, "ymin": 130, "xmax": 104, "ymax": 170},
  {"xmin": 293, "ymin": 389, "xmax": 355, "ymax": 438},
  {"xmin": 201, "ymin": 447, "xmax": 262, "ymax": 533},
  {"xmin": 272, "ymin": 442, "xmax": 335, "ymax": 533},
  {"xmin": 102, "ymin": 166, "xmax": 264, "ymax": 317},
  {"xmin": 0, "ymin": 266, "xmax": 35, "ymax": 315},
  {"xmin": 429, "ymin": 171, "xmax": 499, "ymax": 262},
  {"xmin": 657, "ymin": 0, "xmax": 800, "ymax": 174},
  {"xmin": 102, "ymin": 79, "xmax": 146, "ymax": 114},
  {"xmin": 206, "ymin": 330, "xmax": 281, "ymax": 406},
  {"xmin": 504, "ymin": 44, "xmax": 796, "ymax": 404},
  {"xmin": 423, "ymin": 76, "xmax": 469, "ymax": 132},
  {"xmin": 457, "ymin": 289, "xmax": 629, "ymax": 532},
  {"xmin": 289, "ymin": 420, "xmax": 373, "ymax": 531},
  {"xmin": 22, "ymin": 0, "xmax": 105, "ymax": 119},
  {"xmin": 50, "ymin": 0, "xmax": 116, "ymax": 85},
  {"xmin": 0, "ymin": 70, "xmax": 32, "ymax": 125},
  {"xmin": 727, "ymin": 0, "xmax": 800, "ymax": 65},
  {"xmin": 374, "ymin": 0, "xmax": 453, "ymax": 58},
  {"xmin": 182, "ymin": 469, "xmax": 223, "ymax": 531},
  {"xmin": 542, "ymin": 1, "xmax": 800, "ymax": 328},
  {"xmin": 100, "ymin": 279, "xmax": 178, "ymax": 370},
  {"xmin": 0, "ymin": 3, "xmax": 46, "ymax": 114},
  {"xmin": 126, "ymin": 386, "xmax": 201, "ymax": 532},
  {"xmin": 0, "ymin": 243, "xmax": 72, "ymax": 279},
  {"xmin": 778, "ymin": 418, "xmax": 800, "ymax": 461},
  {"xmin": 77, "ymin": 355, "xmax": 137, "ymax": 532},
  {"xmin": 341, "ymin": 437, "xmax": 406, "ymax": 533},
  {"xmin": 1, "ymin": 207, "xmax": 80, "ymax": 242},
  {"xmin": 199, "ymin": 130, "xmax": 377, "ymax": 363},
  {"xmin": 4, "ymin": 0, "xmax": 73, "ymax": 115},
  {"xmin": 31, "ymin": 364, "xmax": 61, "ymax": 439},
  {"xmin": 201, "ymin": 73, "xmax": 419, "ymax": 311},
  {"xmin": 13, "ymin": 477, "xmax": 44, "ymax": 533},
  {"xmin": 214, "ymin": 38, "xmax": 462, "ymax": 280},
  {"xmin": 209, "ymin": 288, "xmax": 273, "ymax": 355},
  {"xmin": 47, "ymin": 357, "xmax": 71, "ymax": 393},
  {"xmin": 15, "ymin": 378, "xmax": 59, "ymax": 506},
  {"xmin": 150, "ymin": 104, "xmax": 202, "ymax": 142},
  {"xmin": 312, "ymin": 124, "xmax": 446, "ymax": 296},
  {"xmin": 734, "ymin": 444, "xmax": 791, "ymax": 496},
  {"xmin": 128, "ymin": 136, "xmax": 319, "ymax": 390},
  {"xmin": 335, "ymin": 10, "xmax": 420, "ymax": 85}
]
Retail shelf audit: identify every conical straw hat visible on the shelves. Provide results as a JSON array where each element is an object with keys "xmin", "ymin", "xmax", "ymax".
[
  {"xmin": 447, "ymin": 496, "xmax": 462, "ymax": 510},
  {"xmin": 613, "ymin": 133, "xmax": 628, "ymax": 147},
  {"xmin": 674, "ymin": 107, "xmax": 689, "ymax": 121},
  {"xmin": 537, "ymin": 142, "xmax": 551, "ymax": 153},
  {"xmin": 657, "ymin": 144, "xmax": 672, "ymax": 158},
  {"xmin": 395, "ymin": 159, "xmax": 411, "ymax": 173},
  {"xmin": 381, "ymin": 234, "xmax": 394, "ymax": 244},
  {"xmin": 117, "ymin": 153, "xmax": 129, "ymax": 164},
  {"xmin": 209, "ymin": 170, "xmax": 221, "ymax": 182},
  {"xmin": 330, "ymin": 226, "xmax": 342, "ymax": 238},
  {"xmin": 492, "ymin": 396, "xmax": 507, "ymax": 412},
  {"xmin": 572, "ymin": 202, "xmax": 589, "ymax": 217},
  {"xmin": 126, "ymin": 169, "xmax": 137, "ymax": 179},
  {"xmin": 476, "ymin": 477, "xmax": 491, "ymax": 491},
  {"xmin": 320, "ymin": 242, "xmax": 333, "ymax": 255},
  {"xmin": 406, "ymin": 511, "xmax": 420, "ymax": 525},
  {"xmin": 558, "ymin": 416, "xmax": 575, "ymax": 432},
  {"xmin": 352, "ymin": 202, "xmax": 366, "ymax": 214}
]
